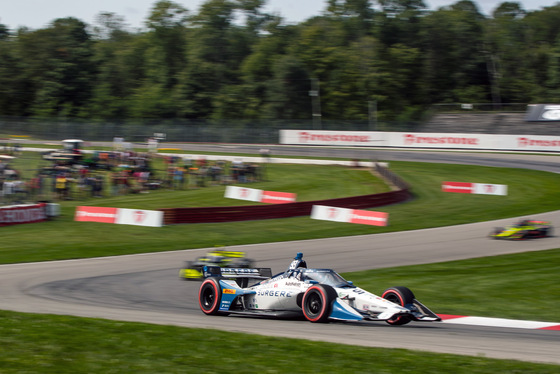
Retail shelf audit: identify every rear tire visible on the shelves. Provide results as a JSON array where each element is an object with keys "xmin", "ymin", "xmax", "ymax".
[
  {"xmin": 198, "ymin": 278, "xmax": 222, "ymax": 315},
  {"xmin": 302, "ymin": 284, "xmax": 337, "ymax": 323},
  {"xmin": 382, "ymin": 286, "xmax": 415, "ymax": 326}
]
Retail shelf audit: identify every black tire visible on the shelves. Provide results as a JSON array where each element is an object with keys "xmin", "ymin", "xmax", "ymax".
[
  {"xmin": 198, "ymin": 278, "xmax": 222, "ymax": 315},
  {"xmin": 381, "ymin": 286, "xmax": 415, "ymax": 326},
  {"xmin": 302, "ymin": 284, "xmax": 337, "ymax": 323}
]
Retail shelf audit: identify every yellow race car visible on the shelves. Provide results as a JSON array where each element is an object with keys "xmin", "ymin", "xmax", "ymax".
[
  {"xmin": 490, "ymin": 219, "xmax": 552, "ymax": 240},
  {"xmin": 179, "ymin": 249, "xmax": 255, "ymax": 280}
]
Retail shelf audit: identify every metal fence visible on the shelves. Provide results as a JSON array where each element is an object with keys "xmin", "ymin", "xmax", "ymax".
[
  {"xmin": 0, "ymin": 117, "xmax": 343, "ymax": 143},
  {"xmin": 0, "ymin": 116, "xmax": 424, "ymax": 144},
  {"xmin": 0, "ymin": 104, "xmax": 532, "ymax": 144}
]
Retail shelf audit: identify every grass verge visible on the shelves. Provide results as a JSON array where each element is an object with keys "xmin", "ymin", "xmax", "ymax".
[{"xmin": 0, "ymin": 310, "xmax": 558, "ymax": 374}]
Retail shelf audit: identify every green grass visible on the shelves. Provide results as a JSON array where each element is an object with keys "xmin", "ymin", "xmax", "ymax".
[
  {"xmin": 343, "ymin": 248, "xmax": 560, "ymax": 322},
  {"xmin": 0, "ymin": 310, "xmax": 557, "ymax": 374},
  {"xmin": 3, "ymin": 152, "xmax": 560, "ymax": 264}
]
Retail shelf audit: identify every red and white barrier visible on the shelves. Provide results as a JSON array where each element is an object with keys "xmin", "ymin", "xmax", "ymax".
[
  {"xmin": 311, "ymin": 205, "xmax": 388, "ymax": 226},
  {"xmin": 225, "ymin": 186, "xmax": 296, "ymax": 204},
  {"xmin": 442, "ymin": 182, "xmax": 508, "ymax": 196},
  {"xmin": 0, "ymin": 203, "xmax": 47, "ymax": 227},
  {"xmin": 75, "ymin": 206, "xmax": 163, "ymax": 227}
]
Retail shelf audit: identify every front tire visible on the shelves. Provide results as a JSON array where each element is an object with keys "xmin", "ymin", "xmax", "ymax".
[
  {"xmin": 382, "ymin": 286, "xmax": 415, "ymax": 326},
  {"xmin": 302, "ymin": 284, "xmax": 337, "ymax": 323},
  {"xmin": 198, "ymin": 278, "xmax": 222, "ymax": 315}
]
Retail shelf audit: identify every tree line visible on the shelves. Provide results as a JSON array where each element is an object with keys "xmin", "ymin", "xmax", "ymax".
[{"xmin": 0, "ymin": 0, "xmax": 559, "ymax": 124}]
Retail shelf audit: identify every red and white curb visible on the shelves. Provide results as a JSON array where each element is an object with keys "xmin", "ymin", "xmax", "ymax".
[{"xmin": 439, "ymin": 314, "xmax": 560, "ymax": 330}]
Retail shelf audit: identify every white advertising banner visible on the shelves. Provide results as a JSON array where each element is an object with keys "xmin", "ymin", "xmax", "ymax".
[
  {"xmin": 115, "ymin": 208, "xmax": 164, "ymax": 227},
  {"xmin": 472, "ymin": 183, "xmax": 508, "ymax": 196},
  {"xmin": 225, "ymin": 186, "xmax": 263, "ymax": 202},
  {"xmin": 279, "ymin": 130, "xmax": 560, "ymax": 152},
  {"xmin": 311, "ymin": 205, "xmax": 353, "ymax": 223}
]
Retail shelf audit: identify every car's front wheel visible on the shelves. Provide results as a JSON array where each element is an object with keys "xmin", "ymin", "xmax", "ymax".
[
  {"xmin": 382, "ymin": 286, "xmax": 415, "ymax": 326},
  {"xmin": 302, "ymin": 284, "xmax": 337, "ymax": 323},
  {"xmin": 198, "ymin": 278, "xmax": 223, "ymax": 315}
]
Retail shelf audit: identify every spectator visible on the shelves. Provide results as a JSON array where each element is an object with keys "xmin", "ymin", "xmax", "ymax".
[
  {"xmin": 55, "ymin": 173, "xmax": 68, "ymax": 200},
  {"xmin": 173, "ymin": 167, "xmax": 185, "ymax": 189}
]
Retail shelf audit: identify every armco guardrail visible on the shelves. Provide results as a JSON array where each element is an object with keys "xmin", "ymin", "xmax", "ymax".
[{"xmin": 161, "ymin": 163, "xmax": 410, "ymax": 224}]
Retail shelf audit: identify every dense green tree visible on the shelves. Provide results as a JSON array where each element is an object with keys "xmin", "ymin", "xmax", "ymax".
[
  {"xmin": 174, "ymin": 0, "xmax": 254, "ymax": 118},
  {"xmin": 87, "ymin": 13, "xmax": 139, "ymax": 118},
  {"xmin": 0, "ymin": 29, "xmax": 27, "ymax": 115},
  {"xmin": 124, "ymin": 1, "xmax": 189, "ymax": 118},
  {"xmin": 15, "ymin": 18, "xmax": 95, "ymax": 117},
  {"xmin": 326, "ymin": 0, "xmax": 375, "ymax": 40},
  {"xmin": 420, "ymin": 2, "xmax": 487, "ymax": 104},
  {"xmin": 263, "ymin": 55, "xmax": 311, "ymax": 119},
  {"xmin": 1, "ymin": 0, "xmax": 560, "ymax": 124}
]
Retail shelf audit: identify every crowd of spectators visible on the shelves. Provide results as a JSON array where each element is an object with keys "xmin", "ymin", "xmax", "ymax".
[
  {"xmin": 164, "ymin": 156, "xmax": 263, "ymax": 189},
  {"xmin": 1, "ymin": 150, "xmax": 265, "ymax": 205}
]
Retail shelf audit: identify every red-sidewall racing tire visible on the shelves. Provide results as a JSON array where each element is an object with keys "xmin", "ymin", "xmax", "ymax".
[
  {"xmin": 198, "ymin": 278, "xmax": 222, "ymax": 315},
  {"xmin": 302, "ymin": 284, "xmax": 337, "ymax": 323},
  {"xmin": 381, "ymin": 286, "xmax": 415, "ymax": 326}
]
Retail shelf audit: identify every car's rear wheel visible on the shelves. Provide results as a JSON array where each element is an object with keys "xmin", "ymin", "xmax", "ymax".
[
  {"xmin": 302, "ymin": 284, "xmax": 337, "ymax": 323},
  {"xmin": 382, "ymin": 286, "xmax": 415, "ymax": 326},
  {"xmin": 198, "ymin": 278, "xmax": 222, "ymax": 315}
]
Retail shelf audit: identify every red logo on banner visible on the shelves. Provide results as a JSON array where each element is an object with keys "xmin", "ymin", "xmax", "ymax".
[
  {"xmin": 349, "ymin": 210, "xmax": 388, "ymax": 226},
  {"xmin": 75, "ymin": 206, "xmax": 118, "ymax": 223},
  {"xmin": 261, "ymin": 191, "xmax": 296, "ymax": 204},
  {"xmin": 134, "ymin": 210, "xmax": 146, "ymax": 223},
  {"xmin": 328, "ymin": 208, "xmax": 338, "ymax": 219},
  {"xmin": 442, "ymin": 181, "xmax": 473, "ymax": 194}
]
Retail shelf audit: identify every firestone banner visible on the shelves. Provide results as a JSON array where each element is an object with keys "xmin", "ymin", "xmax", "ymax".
[
  {"xmin": 311, "ymin": 205, "xmax": 388, "ymax": 226},
  {"xmin": 0, "ymin": 203, "xmax": 47, "ymax": 227},
  {"xmin": 280, "ymin": 130, "xmax": 560, "ymax": 152}
]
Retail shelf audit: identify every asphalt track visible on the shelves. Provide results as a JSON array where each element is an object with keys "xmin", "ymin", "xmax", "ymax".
[{"xmin": 2, "ymin": 146, "xmax": 560, "ymax": 365}]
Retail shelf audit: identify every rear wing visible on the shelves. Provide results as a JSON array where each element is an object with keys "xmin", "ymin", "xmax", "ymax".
[{"xmin": 203, "ymin": 266, "xmax": 272, "ymax": 280}]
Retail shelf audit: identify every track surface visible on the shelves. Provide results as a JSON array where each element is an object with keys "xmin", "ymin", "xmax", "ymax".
[{"xmin": 2, "ymin": 147, "xmax": 560, "ymax": 365}]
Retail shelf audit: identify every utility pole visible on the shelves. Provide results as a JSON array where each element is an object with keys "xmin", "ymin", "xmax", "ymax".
[{"xmin": 310, "ymin": 78, "xmax": 322, "ymax": 129}]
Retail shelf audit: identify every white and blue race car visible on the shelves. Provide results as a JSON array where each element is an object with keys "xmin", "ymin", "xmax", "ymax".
[{"xmin": 198, "ymin": 253, "xmax": 441, "ymax": 324}]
